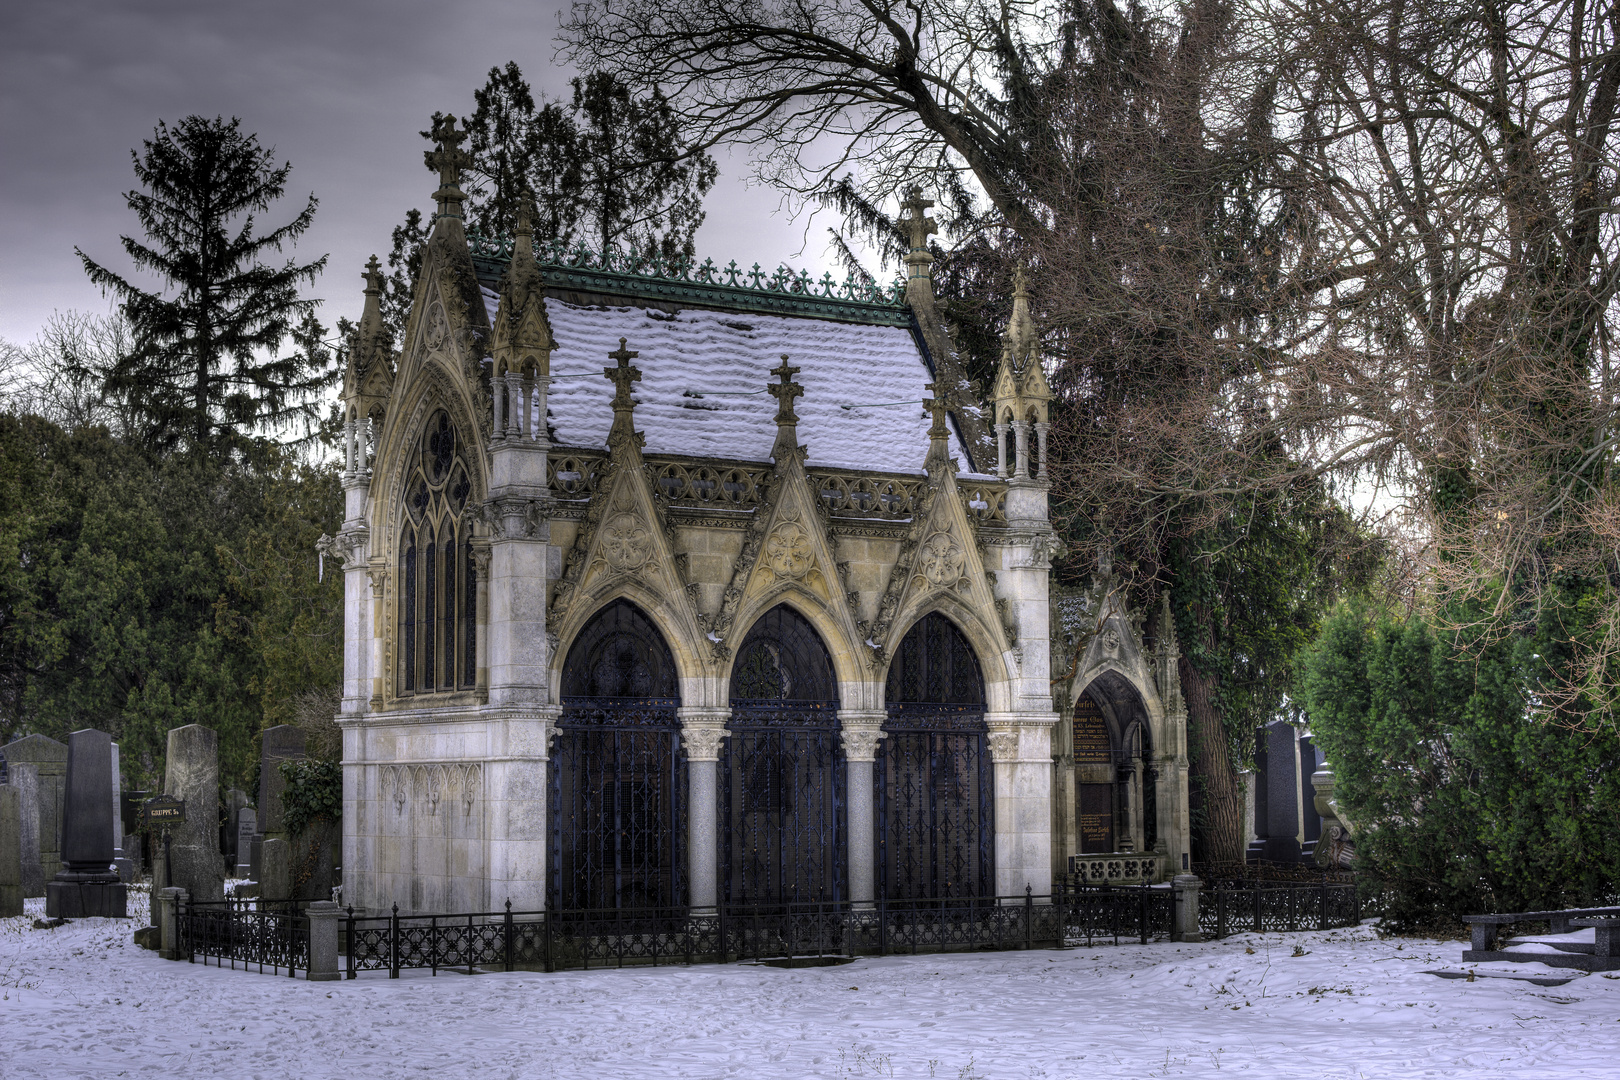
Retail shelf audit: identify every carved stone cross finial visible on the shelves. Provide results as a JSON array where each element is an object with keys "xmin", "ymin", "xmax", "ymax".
[
  {"xmin": 605, "ymin": 337, "xmax": 641, "ymax": 411},
  {"xmin": 900, "ymin": 185, "xmax": 937, "ymax": 252},
  {"xmin": 1013, "ymin": 263, "xmax": 1030, "ymax": 298},
  {"xmin": 425, "ymin": 115, "xmax": 474, "ymax": 219},
  {"xmin": 768, "ymin": 354, "xmax": 802, "ymax": 427},
  {"xmin": 363, "ymin": 254, "xmax": 383, "ymax": 294}
]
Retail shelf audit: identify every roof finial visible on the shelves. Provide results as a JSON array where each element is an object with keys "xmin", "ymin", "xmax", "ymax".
[
  {"xmin": 924, "ymin": 381, "xmax": 950, "ymax": 443},
  {"xmin": 425, "ymin": 115, "xmax": 474, "ymax": 222},
  {"xmin": 900, "ymin": 185, "xmax": 939, "ymax": 311},
  {"xmin": 603, "ymin": 338, "xmax": 642, "ymax": 450},
  {"xmin": 768, "ymin": 355, "xmax": 803, "ymax": 461},
  {"xmin": 900, "ymin": 186, "xmax": 937, "ymax": 253}
]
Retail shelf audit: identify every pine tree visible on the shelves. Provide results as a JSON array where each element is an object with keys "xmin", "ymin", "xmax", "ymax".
[{"xmin": 78, "ymin": 116, "xmax": 332, "ymax": 450}]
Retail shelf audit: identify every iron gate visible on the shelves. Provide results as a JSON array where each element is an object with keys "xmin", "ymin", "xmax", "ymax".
[
  {"xmin": 878, "ymin": 706, "xmax": 992, "ymax": 898},
  {"xmin": 879, "ymin": 612, "xmax": 992, "ymax": 899},
  {"xmin": 722, "ymin": 704, "xmax": 845, "ymax": 904}
]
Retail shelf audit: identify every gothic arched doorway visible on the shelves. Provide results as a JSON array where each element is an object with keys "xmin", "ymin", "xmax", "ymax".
[
  {"xmin": 1072, "ymin": 671, "xmax": 1155, "ymax": 856},
  {"xmin": 878, "ymin": 612, "xmax": 992, "ymax": 898},
  {"xmin": 551, "ymin": 599, "xmax": 684, "ymax": 909},
  {"xmin": 722, "ymin": 604, "xmax": 845, "ymax": 904}
]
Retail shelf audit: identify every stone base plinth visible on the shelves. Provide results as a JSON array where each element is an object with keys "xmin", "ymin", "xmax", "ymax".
[
  {"xmin": 0, "ymin": 884, "xmax": 21, "ymax": 916},
  {"xmin": 46, "ymin": 875, "xmax": 128, "ymax": 918}
]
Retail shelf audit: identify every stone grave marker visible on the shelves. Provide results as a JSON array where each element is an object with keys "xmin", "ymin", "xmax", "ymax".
[
  {"xmin": 0, "ymin": 780, "xmax": 21, "ymax": 915},
  {"xmin": 158, "ymin": 725, "xmax": 224, "ymax": 902},
  {"xmin": 234, "ymin": 807, "xmax": 256, "ymax": 877},
  {"xmin": 45, "ymin": 728, "xmax": 127, "ymax": 918},
  {"xmin": 0, "ymin": 734, "xmax": 67, "ymax": 882},
  {"xmin": 8, "ymin": 762, "xmax": 43, "ymax": 896},
  {"xmin": 110, "ymin": 742, "xmax": 133, "ymax": 883},
  {"xmin": 251, "ymin": 726, "xmax": 306, "ymax": 880}
]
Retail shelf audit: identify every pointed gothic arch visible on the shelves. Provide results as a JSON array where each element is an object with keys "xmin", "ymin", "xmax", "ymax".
[
  {"xmin": 879, "ymin": 612, "xmax": 993, "ymax": 898},
  {"xmin": 1072, "ymin": 669, "xmax": 1156, "ymax": 856},
  {"xmin": 722, "ymin": 603, "xmax": 845, "ymax": 904},
  {"xmin": 396, "ymin": 408, "xmax": 478, "ymax": 695},
  {"xmin": 551, "ymin": 599, "xmax": 685, "ymax": 909}
]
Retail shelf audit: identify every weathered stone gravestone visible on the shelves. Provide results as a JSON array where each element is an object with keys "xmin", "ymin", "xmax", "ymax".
[
  {"xmin": 110, "ymin": 743, "xmax": 133, "ymax": 883},
  {"xmin": 0, "ymin": 781, "xmax": 22, "ymax": 915},
  {"xmin": 7, "ymin": 762, "xmax": 44, "ymax": 896},
  {"xmin": 234, "ymin": 807, "xmax": 256, "ymax": 878},
  {"xmin": 44, "ymin": 729, "xmax": 128, "ymax": 918},
  {"xmin": 0, "ymin": 734, "xmax": 67, "ymax": 883},
  {"xmin": 223, "ymin": 788, "xmax": 250, "ymax": 870},
  {"xmin": 250, "ymin": 725, "xmax": 305, "ymax": 883},
  {"xmin": 157, "ymin": 725, "xmax": 224, "ymax": 902}
]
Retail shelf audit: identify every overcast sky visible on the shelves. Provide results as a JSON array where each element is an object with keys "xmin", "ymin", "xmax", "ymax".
[{"xmin": 0, "ymin": 0, "xmax": 845, "ymax": 348}]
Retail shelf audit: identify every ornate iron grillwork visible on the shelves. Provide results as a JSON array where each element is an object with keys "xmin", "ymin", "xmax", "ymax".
[
  {"xmin": 880, "ymin": 613, "xmax": 992, "ymax": 899},
  {"xmin": 723, "ymin": 605, "xmax": 845, "ymax": 905},
  {"xmin": 551, "ymin": 601, "xmax": 685, "ymax": 910}
]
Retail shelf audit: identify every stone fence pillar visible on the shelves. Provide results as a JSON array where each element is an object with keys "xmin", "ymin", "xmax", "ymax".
[
  {"xmin": 305, "ymin": 900, "xmax": 341, "ymax": 981},
  {"xmin": 677, "ymin": 708, "xmax": 727, "ymax": 914},
  {"xmin": 1172, "ymin": 874, "xmax": 1202, "ymax": 942},
  {"xmin": 158, "ymin": 887, "xmax": 187, "ymax": 960}
]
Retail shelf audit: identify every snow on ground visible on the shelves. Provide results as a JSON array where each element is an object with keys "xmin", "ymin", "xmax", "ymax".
[{"xmin": 4, "ymin": 891, "xmax": 1617, "ymax": 1080}]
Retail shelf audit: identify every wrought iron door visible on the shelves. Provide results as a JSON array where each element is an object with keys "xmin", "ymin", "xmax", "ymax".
[
  {"xmin": 879, "ymin": 613, "xmax": 992, "ymax": 899},
  {"xmin": 722, "ymin": 605, "xmax": 845, "ymax": 904},
  {"xmin": 551, "ymin": 600, "xmax": 685, "ymax": 910}
]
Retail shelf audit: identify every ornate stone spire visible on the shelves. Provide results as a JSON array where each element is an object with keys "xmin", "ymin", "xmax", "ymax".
[
  {"xmin": 1004, "ymin": 264, "xmax": 1038, "ymax": 373},
  {"xmin": 924, "ymin": 379, "xmax": 955, "ymax": 477},
  {"xmin": 424, "ymin": 115, "xmax": 474, "ymax": 225},
  {"xmin": 991, "ymin": 264, "xmax": 1051, "ymax": 481},
  {"xmin": 342, "ymin": 255, "xmax": 393, "ymax": 432},
  {"xmin": 604, "ymin": 337, "xmax": 643, "ymax": 451},
  {"xmin": 900, "ymin": 186, "xmax": 938, "ymax": 302},
  {"xmin": 767, "ymin": 355, "xmax": 803, "ymax": 460}
]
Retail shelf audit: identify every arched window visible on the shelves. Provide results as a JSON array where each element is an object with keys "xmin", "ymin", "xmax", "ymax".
[
  {"xmin": 880, "ymin": 612, "xmax": 991, "ymax": 899},
  {"xmin": 724, "ymin": 605, "xmax": 844, "ymax": 904},
  {"xmin": 553, "ymin": 600, "xmax": 683, "ymax": 909},
  {"xmin": 398, "ymin": 409, "xmax": 476, "ymax": 695}
]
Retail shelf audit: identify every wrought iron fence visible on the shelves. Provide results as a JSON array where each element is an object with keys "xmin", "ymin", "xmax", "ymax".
[
  {"xmin": 1198, "ymin": 882, "xmax": 1361, "ymax": 940},
  {"xmin": 178, "ymin": 897, "xmax": 308, "ymax": 976}
]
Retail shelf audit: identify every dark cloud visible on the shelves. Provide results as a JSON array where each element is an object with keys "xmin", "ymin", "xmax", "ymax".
[{"xmin": 0, "ymin": 0, "xmax": 831, "ymax": 346}]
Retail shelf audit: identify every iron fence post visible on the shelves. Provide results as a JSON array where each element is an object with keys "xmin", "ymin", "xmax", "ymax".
[
  {"xmin": 1025, "ymin": 885, "xmax": 1033, "ymax": 950},
  {"xmin": 1252, "ymin": 886, "xmax": 1261, "ymax": 934},
  {"xmin": 390, "ymin": 903, "xmax": 400, "ymax": 979},
  {"xmin": 1320, "ymin": 872, "xmax": 1328, "ymax": 932},
  {"xmin": 504, "ymin": 900, "xmax": 514, "ymax": 972},
  {"xmin": 1139, "ymin": 882, "xmax": 1148, "ymax": 945},
  {"xmin": 878, "ymin": 893, "xmax": 887, "ymax": 956},
  {"xmin": 544, "ymin": 903, "xmax": 553, "ymax": 973},
  {"xmin": 346, "ymin": 906, "xmax": 356, "ymax": 979},
  {"xmin": 468, "ymin": 912, "xmax": 476, "ymax": 976}
]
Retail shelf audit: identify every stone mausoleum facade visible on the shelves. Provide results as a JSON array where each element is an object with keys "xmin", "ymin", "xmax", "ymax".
[{"xmin": 328, "ymin": 118, "xmax": 1192, "ymax": 916}]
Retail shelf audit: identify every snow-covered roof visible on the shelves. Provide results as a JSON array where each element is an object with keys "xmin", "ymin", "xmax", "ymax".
[{"xmin": 484, "ymin": 289, "xmax": 974, "ymax": 474}]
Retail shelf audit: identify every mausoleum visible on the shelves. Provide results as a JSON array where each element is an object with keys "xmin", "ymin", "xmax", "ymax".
[{"xmin": 328, "ymin": 117, "xmax": 1192, "ymax": 916}]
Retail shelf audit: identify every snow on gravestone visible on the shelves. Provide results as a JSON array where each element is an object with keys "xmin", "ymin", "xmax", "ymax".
[
  {"xmin": 0, "ymin": 734, "xmax": 67, "ymax": 883},
  {"xmin": 160, "ymin": 725, "xmax": 224, "ymax": 903},
  {"xmin": 45, "ymin": 728, "xmax": 127, "ymax": 918}
]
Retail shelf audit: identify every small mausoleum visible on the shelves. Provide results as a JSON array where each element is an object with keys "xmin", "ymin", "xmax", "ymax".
[{"xmin": 328, "ymin": 117, "xmax": 1192, "ymax": 916}]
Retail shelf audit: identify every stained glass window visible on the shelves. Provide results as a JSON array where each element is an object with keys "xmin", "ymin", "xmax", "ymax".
[{"xmin": 398, "ymin": 409, "xmax": 477, "ymax": 695}]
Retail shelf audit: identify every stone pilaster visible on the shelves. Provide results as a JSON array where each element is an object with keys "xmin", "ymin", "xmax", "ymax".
[
  {"xmin": 483, "ymin": 707, "xmax": 558, "ymax": 911},
  {"xmin": 678, "ymin": 707, "xmax": 729, "ymax": 913},
  {"xmin": 838, "ymin": 710, "xmax": 885, "ymax": 907},
  {"xmin": 986, "ymin": 714, "xmax": 1057, "ymax": 898}
]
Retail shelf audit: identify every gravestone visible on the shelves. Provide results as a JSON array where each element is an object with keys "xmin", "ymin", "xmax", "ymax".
[
  {"xmin": 0, "ymin": 782, "xmax": 21, "ymax": 915},
  {"xmin": 234, "ymin": 807, "xmax": 256, "ymax": 877},
  {"xmin": 251, "ymin": 726, "xmax": 306, "ymax": 880},
  {"xmin": 158, "ymin": 725, "xmax": 224, "ymax": 902},
  {"xmin": 259, "ymin": 836, "xmax": 291, "ymax": 902},
  {"xmin": 110, "ymin": 743, "xmax": 133, "ymax": 883},
  {"xmin": 0, "ymin": 734, "xmax": 67, "ymax": 882},
  {"xmin": 8, "ymin": 762, "xmax": 44, "ymax": 896},
  {"xmin": 1251, "ymin": 721, "xmax": 1304, "ymax": 863},
  {"xmin": 45, "ymin": 728, "xmax": 127, "ymax": 918},
  {"xmin": 223, "ymin": 788, "xmax": 250, "ymax": 869}
]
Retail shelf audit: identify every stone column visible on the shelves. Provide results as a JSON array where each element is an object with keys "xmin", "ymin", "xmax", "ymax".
[
  {"xmin": 158, "ymin": 887, "xmax": 185, "ymax": 960},
  {"xmin": 1172, "ymin": 873, "xmax": 1203, "ymax": 942},
  {"xmin": 504, "ymin": 372, "xmax": 523, "ymax": 437},
  {"xmin": 367, "ymin": 566, "xmax": 387, "ymax": 708},
  {"xmin": 678, "ymin": 709, "xmax": 727, "ymax": 913},
  {"xmin": 161, "ymin": 725, "xmax": 223, "ymax": 903},
  {"xmin": 987, "ymin": 717, "xmax": 1057, "ymax": 899},
  {"xmin": 838, "ymin": 712, "xmax": 885, "ymax": 908},
  {"xmin": 994, "ymin": 423, "xmax": 1009, "ymax": 478},
  {"xmin": 484, "ymin": 710, "xmax": 556, "ymax": 912},
  {"xmin": 46, "ymin": 728, "xmax": 127, "ymax": 918},
  {"xmin": 305, "ymin": 900, "xmax": 342, "ymax": 981},
  {"xmin": 1116, "ymin": 762, "xmax": 1136, "ymax": 854},
  {"xmin": 492, "ymin": 371, "xmax": 507, "ymax": 440},
  {"xmin": 1035, "ymin": 422, "xmax": 1050, "ymax": 480},
  {"xmin": 1011, "ymin": 419, "xmax": 1031, "ymax": 478}
]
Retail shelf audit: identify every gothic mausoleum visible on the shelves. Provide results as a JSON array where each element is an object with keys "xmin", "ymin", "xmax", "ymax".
[{"xmin": 328, "ymin": 118, "xmax": 1192, "ymax": 916}]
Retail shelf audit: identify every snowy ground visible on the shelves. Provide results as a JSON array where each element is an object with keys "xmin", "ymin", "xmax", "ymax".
[{"xmin": 4, "ymin": 889, "xmax": 1617, "ymax": 1079}]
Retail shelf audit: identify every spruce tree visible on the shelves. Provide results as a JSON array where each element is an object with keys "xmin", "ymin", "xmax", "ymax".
[{"xmin": 78, "ymin": 116, "xmax": 331, "ymax": 450}]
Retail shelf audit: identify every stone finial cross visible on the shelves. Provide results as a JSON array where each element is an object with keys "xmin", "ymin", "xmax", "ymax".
[
  {"xmin": 925, "ymin": 381, "xmax": 952, "ymax": 442},
  {"xmin": 363, "ymin": 254, "xmax": 383, "ymax": 295},
  {"xmin": 900, "ymin": 186, "xmax": 937, "ymax": 252},
  {"xmin": 1012, "ymin": 263, "xmax": 1030, "ymax": 298},
  {"xmin": 605, "ymin": 338, "xmax": 641, "ymax": 411},
  {"xmin": 425, "ymin": 114, "xmax": 474, "ymax": 193},
  {"xmin": 768, "ymin": 355, "xmax": 802, "ymax": 426}
]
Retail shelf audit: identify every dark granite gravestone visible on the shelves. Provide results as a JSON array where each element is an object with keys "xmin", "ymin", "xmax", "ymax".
[
  {"xmin": 45, "ymin": 729, "xmax": 127, "ymax": 918},
  {"xmin": 7, "ymin": 762, "xmax": 44, "ymax": 896},
  {"xmin": 1252, "ymin": 722, "xmax": 1303, "ymax": 863},
  {"xmin": 0, "ymin": 782, "xmax": 22, "ymax": 915},
  {"xmin": 0, "ymin": 734, "xmax": 67, "ymax": 883},
  {"xmin": 158, "ymin": 725, "xmax": 224, "ymax": 902},
  {"xmin": 251, "ymin": 726, "xmax": 306, "ymax": 881}
]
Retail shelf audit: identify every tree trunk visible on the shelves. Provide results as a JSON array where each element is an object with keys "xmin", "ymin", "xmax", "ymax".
[{"xmin": 1179, "ymin": 655, "xmax": 1244, "ymax": 864}]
